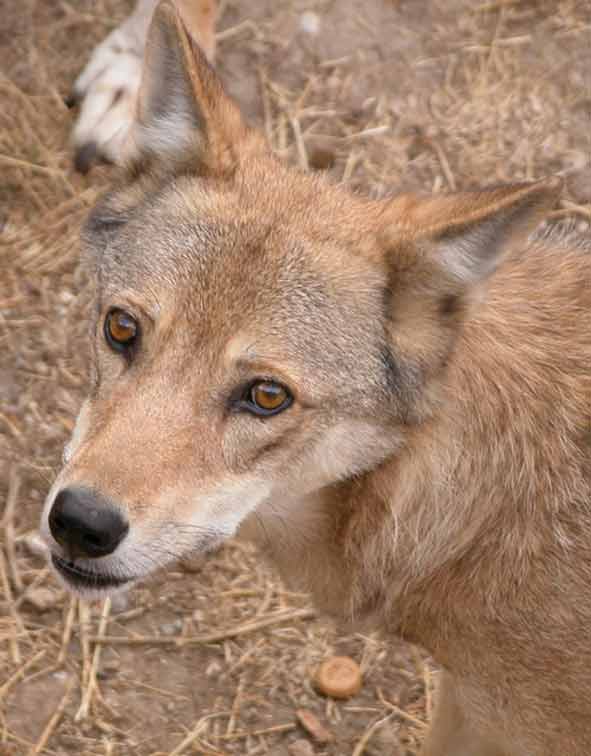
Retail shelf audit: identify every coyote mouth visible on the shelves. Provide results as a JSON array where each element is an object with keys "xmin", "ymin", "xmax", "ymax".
[{"xmin": 51, "ymin": 554, "xmax": 131, "ymax": 591}]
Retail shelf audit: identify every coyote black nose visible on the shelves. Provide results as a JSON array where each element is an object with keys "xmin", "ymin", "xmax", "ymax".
[{"xmin": 49, "ymin": 487, "xmax": 128, "ymax": 558}]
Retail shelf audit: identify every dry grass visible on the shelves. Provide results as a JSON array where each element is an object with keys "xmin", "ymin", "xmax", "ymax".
[{"xmin": 0, "ymin": 0, "xmax": 589, "ymax": 754}]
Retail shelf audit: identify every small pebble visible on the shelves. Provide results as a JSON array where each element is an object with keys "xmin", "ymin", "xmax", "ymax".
[
  {"xmin": 34, "ymin": 361, "xmax": 49, "ymax": 375},
  {"xmin": 314, "ymin": 656, "xmax": 362, "ymax": 700},
  {"xmin": 110, "ymin": 592, "xmax": 130, "ymax": 614},
  {"xmin": 205, "ymin": 659, "xmax": 223, "ymax": 678},
  {"xmin": 296, "ymin": 709, "xmax": 334, "ymax": 744},
  {"xmin": 22, "ymin": 530, "xmax": 49, "ymax": 559},
  {"xmin": 288, "ymin": 739, "xmax": 315, "ymax": 756},
  {"xmin": 159, "ymin": 619, "xmax": 182, "ymax": 636},
  {"xmin": 299, "ymin": 11, "xmax": 320, "ymax": 35},
  {"xmin": 192, "ymin": 609, "xmax": 204, "ymax": 625},
  {"xmin": 24, "ymin": 587, "xmax": 61, "ymax": 612}
]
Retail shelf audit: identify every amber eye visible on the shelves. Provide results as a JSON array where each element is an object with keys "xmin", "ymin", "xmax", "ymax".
[
  {"xmin": 247, "ymin": 381, "xmax": 292, "ymax": 416},
  {"xmin": 104, "ymin": 308, "xmax": 139, "ymax": 353}
]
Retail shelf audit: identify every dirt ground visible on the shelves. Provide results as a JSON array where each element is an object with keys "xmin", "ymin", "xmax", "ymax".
[{"xmin": 0, "ymin": 0, "xmax": 590, "ymax": 754}]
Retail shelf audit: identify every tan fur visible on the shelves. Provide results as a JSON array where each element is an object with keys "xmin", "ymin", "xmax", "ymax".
[{"xmin": 43, "ymin": 3, "xmax": 591, "ymax": 754}]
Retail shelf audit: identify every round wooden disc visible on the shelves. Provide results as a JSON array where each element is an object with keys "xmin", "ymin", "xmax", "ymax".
[{"xmin": 314, "ymin": 656, "xmax": 362, "ymax": 699}]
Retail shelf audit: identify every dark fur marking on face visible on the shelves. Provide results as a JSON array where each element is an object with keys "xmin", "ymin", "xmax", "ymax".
[
  {"xmin": 381, "ymin": 284, "xmax": 394, "ymax": 324},
  {"xmin": 379, "ymin": 285, "xmax": 412, "ymax": 402},
  {"xmin": 82, "ymin": 194, "xmax": 133, "ymax": 263},
  {"xmin": 379, "ymin": 345, "xmax": 404, "ymax": 397},
  {"xmin": 439, "ymin": 293, "xmax": 462, "ymax": 318}
]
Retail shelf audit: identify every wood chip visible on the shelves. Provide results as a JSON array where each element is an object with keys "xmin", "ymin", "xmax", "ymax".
[
  {"xmin": 314, "ymin": 656, "xmax": 362, "ymax": 700},
  {"xmin": 296, "ymin": 709, "xmax": 334, "ymax": 744}
]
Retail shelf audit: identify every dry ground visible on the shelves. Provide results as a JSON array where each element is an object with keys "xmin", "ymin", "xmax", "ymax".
[{"xmin": 0, "ymin": 0, "xmax": 590, "ymax": 754}]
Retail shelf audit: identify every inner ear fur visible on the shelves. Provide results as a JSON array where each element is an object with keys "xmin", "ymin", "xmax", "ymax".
[
  {"xmin": 380, "ymin": 178, "xmax": 563, "ymax": 380},
  {"xmin": 384, "ymin": 178, "xmax": 563, "ymax": 287}
]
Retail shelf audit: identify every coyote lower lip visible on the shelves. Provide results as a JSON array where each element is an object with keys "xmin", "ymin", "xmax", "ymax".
[{"xmin": 51, "ymin": 554, "xmax": 131, "ymax": 590}]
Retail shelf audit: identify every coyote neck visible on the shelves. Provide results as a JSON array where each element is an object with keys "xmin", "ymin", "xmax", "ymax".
[{"xmin": 374, "ymin": 242, "xmax": 590, "ymax": 649}]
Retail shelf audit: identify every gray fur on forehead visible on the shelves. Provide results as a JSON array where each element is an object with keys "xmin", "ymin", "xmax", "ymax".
[
  {"xmin": 98, "ymin": 212, "xmax": 232, "ymax": 288},
  {"xmin": 90, "ymin": 176, "xmax": 378, "ymax": 306}
]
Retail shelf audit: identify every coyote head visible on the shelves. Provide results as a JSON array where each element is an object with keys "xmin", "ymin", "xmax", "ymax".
[{"xmin": 41, "ymin": 1, "xmax": 560, "ymax": 597}]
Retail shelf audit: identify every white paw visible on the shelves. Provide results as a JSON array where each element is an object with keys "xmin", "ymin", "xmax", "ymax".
[{"xmin": 67, "ymin": 21, "xmax": 145, "ymax": 172}]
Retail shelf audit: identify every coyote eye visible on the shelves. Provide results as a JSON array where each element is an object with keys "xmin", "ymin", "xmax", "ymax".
[
  {"xmin": 245, "ymin": 381, "xmax": 292, "ymax": 417},
  {"xmin": 104, "ymin": 308, "xmax": 139, "ymax": 353}
]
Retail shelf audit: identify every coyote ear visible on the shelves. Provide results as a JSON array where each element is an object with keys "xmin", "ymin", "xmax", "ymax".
[
  {"xmin": 388, "ymin": 178, "xmax": 563, "ymax": 286},
  {"xmin": 131, "ymin": 0, "xmax": 250, "ymax": 173},
  {"xmin": 379, "ymin": 179, "xmax": 562, "ymax": 399}
]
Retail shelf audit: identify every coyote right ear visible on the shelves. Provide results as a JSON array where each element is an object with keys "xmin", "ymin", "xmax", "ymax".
[
  {"xmin": 130, "ymin": 0, "xmax": 254, "ymax": 174},
  {"xmin": 384, "ymin": 178, "xmax": 562, "ymax": 289}
]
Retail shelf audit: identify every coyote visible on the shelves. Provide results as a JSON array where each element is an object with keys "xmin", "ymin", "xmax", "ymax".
[{"xmin": 43, "ymin": 2, "xmax": 591, "ymax": 754}]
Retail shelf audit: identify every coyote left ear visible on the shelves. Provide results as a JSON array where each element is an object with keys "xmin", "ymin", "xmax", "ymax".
[
  {"xmin": 131, "ymin": 0, "xmax": 252, "ymax": 173},
  {"xmin": 387, "ymin": 178, "xmax": 563, "ymax": 286}
]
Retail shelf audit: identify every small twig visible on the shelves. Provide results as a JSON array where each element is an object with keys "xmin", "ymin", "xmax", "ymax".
[
  {"xmin": 168, "ymin": 712, "xmax": 229, "ymax": 756},
  {"xmin": 473, "ymin": 0, "xmax": 527, "ymax": 11},
  {"xmin": 318, "ymin": 55, "xmax": 352, "ymax": 69},
  {"xmin": 377, "ymin": 688, "xmax": 427, "ymax": 730},
  {"xmin": 255, "ymin": 576, "xmax": 273, "ymax": 617},
  {"xmin": 550, "ymin": 200, "xmax": 591, "ymax": 221},
  {"xmin": 0, "ymin": 412, "xmax": 24, "ymax": 444},
  {"xmin": 87, "ymin": 608, "xmax": 316, "ymax": 646},
  {"xmin": 78, "ymin": 600, "xmax": 91, "ymax": 691},
  {"xmin": 2, "ymin": 465, "xmax": 23, "ymax": 592},
  {"xmin": 27, "ymin": 677, "xmax": 75, "ymax": 756},
  {"xmin": 0, "ymin": 550, "xmax": 23, "ymax": 663},
  {"xmin": 21, "ymin": 663, "xmax": 60, "ymax": 687},
  {"xmin": 227, "ymin": 638, "xmax": 265, "ymax": 675},
  {"xmin": 117, "ymin": 677, "xmax": 190, "ymax": 701},
  {"xmin": 225, "ymin": 674, "xmax": 246, "ymax": 735},
  {"xmin": 76, "ymin": 597, "xmax": 111, "ymax": 721},
  {"xmin": 342, "ymin": 150, "xmax": 360, "ymax": 183},
  {"xmin": 215, "ymin": 18, "xmax": 257, "ymax": 42},
  {"xmin": 0, "ymin": 153, "xmax": 71, "ymax": 182},
  {"xmin": 215, "ymin": 722, "xmax": 296, "ymax": 741},
  {"xmin": 290, "ymin": 116, "xmax": 309, "ymax": 172},
  {"xmin": 0, "ymin": 649, "xmax": 46, "ymax": 701},
  {"xmin": 426, "ymin": 139, "xmax": 456, "ymax": 191},
  {"xmin": 57, "ymin": 595, "xmax": 77, "ymax": 666},
  {"xmin": 459, "ymin": 34, "xmax": 531, "ymax": 52},
  {"xmin": 352, "ymin": 713, "xmax": 395, "ymax": 756},
  {"xmin": 345, "ymin": 125, "xmax": 390, "ymax": 141}
]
